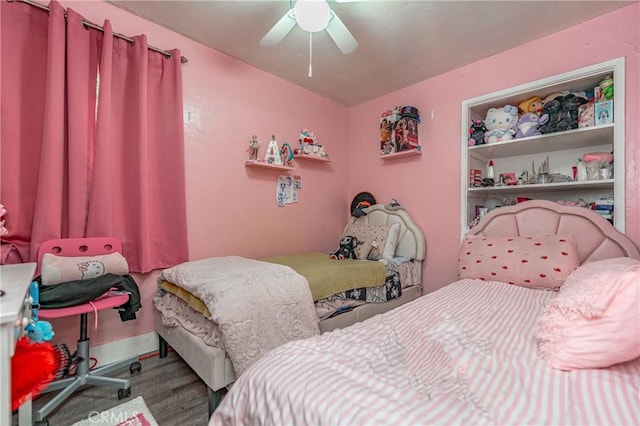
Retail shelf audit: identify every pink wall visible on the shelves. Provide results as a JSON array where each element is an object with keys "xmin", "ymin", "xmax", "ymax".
[
  {"xmin": 25, "ymin": 2, "xmax": 639, "ymax": 349},
  {"xmin": 348, "ymin": 3, "xmax": 640, "ymax": 294},
  {"xmin": 46, "ymin": 0, "xmax": 351, "ymax": 348}
]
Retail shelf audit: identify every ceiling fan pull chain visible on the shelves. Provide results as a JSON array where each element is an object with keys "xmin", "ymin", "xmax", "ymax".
[{"xmin": 308, "ymin": 32, "xmax": 313, "ymax": 78}]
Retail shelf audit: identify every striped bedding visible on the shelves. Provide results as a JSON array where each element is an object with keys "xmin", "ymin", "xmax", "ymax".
[{"xmin": 210, "ymin": 279, "xmax": 640, "ymax": 426}]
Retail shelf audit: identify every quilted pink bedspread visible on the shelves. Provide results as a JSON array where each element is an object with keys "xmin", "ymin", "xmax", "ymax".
[{"xmin": 210, "ymin": 279, "xmax": 640, "ymax": 426}]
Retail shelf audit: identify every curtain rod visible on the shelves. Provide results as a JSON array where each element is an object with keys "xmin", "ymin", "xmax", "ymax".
[{"xmin": 12, "ymin": 0, "xmax": 189, "ymax": 64}]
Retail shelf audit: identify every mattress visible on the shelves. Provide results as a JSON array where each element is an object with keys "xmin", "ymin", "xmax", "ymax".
[
  {"xmin": 154, "ymin": 283, "xmax": 424, "ymax": 346},
  {"xmin": 210, "ymin": 279, "xmax": 640, "ymax": 425},
  {"xmin": 156, "ymin": 255, "xmax": 419, "ymax": 323}
]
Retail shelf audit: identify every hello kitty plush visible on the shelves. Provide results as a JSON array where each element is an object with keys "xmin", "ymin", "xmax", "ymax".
[{"xmin": 483, "ymin": 105, "xmax": 518, "ymax": 143}]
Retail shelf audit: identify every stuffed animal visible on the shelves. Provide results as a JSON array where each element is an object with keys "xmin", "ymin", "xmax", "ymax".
[
  {"xmin": 598, "ymin": 77, "xmax": 614, "ymax": 101},
  {"xmin": 483, "ymin": 105, "xmax": 518, "ymax": 143},
  {"xmin": 515, "ymin": 112, "xmax": 549, "ymax": 139},
  {"xmin": 26, "ymin": 320, "xmax": 54, "ymax": 342},
  {"xmin": 518, "ymin": 96, "xmax": 544, "ymax": 116},
  {"xmin": 542, "ymin": 92, "xmax": 564, "ymax": 105},
  {"xmin": 538, "ymin": 94, "xmax": 588, "ymax": 134},
  {"xmin": 330, "ymin": 235, "xmax": 361, "ymax": 260},
  {"xmin": 468, "ymin": 119, "xmax": 487, "ymax": 146}
]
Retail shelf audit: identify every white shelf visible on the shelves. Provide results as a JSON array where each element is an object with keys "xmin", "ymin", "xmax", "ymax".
[
  {"xmin": 469, "ymin": 179, "xmax": 613, "ymax": 196},
  {"xmin": 460, "ymin": 57, "xmax": 625, "ymax": 236},
  {"xmin": 245, "ymin": 160, "xmax": 294, "ymax": 171},
  {"xmin": 380, "ymin": 149, "xmax": 422, "ymax": 160},
  {"xmin": 294, "ymin": 154, "xmax": 331, "ymax": 162},
  {"xmin": 468, "ymin": 124, "xmax": 613, "ymax": 160}
]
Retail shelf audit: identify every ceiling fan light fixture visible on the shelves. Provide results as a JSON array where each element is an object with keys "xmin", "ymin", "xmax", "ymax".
[{"xmin": 294, "ymin": 0, "xmax": 331, "ymax": 32}]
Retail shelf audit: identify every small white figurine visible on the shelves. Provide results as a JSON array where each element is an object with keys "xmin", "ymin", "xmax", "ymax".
[{"xmin": 247, "ymin": 135, "xmax": 261, "ymax": 160}]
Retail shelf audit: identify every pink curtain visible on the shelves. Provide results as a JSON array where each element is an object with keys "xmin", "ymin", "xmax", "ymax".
[
  {"xmin": 0, "ymin": 1, "xmax": 91, "ymax": 262},
  {"xmin": 1, "ymin": 1, "xmax": 188, "ymax": 272},
  {"xmin": 87, "ymin": 23, "xmax": 188, "ymax": 272}
]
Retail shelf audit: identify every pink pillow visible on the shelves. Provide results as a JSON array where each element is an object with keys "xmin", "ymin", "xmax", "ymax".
[
  {"xmin": 458, "ymin": 235, "xmax": 580, "ymax": 289},
  {"xmin": 535, "ymin": 257, "xmax": 640, "ymax": 370}
]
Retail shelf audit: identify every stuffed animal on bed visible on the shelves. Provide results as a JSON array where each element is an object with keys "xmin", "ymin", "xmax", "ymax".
[{"xmin": 330, "ymin": 236, "xmax": 361, "ymax": 260}]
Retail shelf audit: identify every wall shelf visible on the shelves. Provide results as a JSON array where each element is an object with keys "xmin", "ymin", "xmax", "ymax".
[
  {"xmin": 460, "ymin": 57, "xmax": 625, "ymax": 236},
  {"xmin": 469, "ymin": 179, "xmax": 614, "ymax": 196},
  {"xmin": 380, "ymin": 149, "xmax": 422, "ymax": 160},
  {"xmin": 245, "ymin": 160, "xmax": 294, "ymax": 171},
  {"xmin": 295, "ymin": 154, "xmax": 332, "ymax": 162},
  {"xmin": 468, "ymin": 124, "xmax": 614, "ymax": 161}
]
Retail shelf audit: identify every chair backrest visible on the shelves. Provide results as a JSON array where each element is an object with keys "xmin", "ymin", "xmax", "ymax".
[{"xmin": 36, "ymin": 237, "xmax": 122, "ymax": 276}]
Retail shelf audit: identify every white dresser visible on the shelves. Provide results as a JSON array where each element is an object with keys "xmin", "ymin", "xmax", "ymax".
[{"xmin": 0, "ymin": 262, "xmax": 36, "ymax": 426}]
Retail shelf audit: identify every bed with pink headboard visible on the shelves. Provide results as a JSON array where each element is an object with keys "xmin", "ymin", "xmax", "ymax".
[{"xmin": 209, "ymin": 200, "xmax": 640, "ymax": 425}]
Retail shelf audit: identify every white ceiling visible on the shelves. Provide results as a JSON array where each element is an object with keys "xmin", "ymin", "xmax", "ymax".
[{"xmin": 108, "ymin": 1, "xmax": 632, "ymax": 107}]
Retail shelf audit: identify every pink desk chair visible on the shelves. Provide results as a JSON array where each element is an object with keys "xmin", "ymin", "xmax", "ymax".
[{"xmin": 34, "ymin": 238, "xmax": 141, "ymax": 425}]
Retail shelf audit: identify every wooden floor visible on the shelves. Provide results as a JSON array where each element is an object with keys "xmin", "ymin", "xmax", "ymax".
[{"xmin": 12, "ymin": 350, "xmax": 210, "ymax": 426}]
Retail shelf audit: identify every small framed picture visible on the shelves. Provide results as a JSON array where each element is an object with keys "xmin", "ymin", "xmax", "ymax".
[
  {"xmin": 500, "ymin": 172, "xmax": 517, "ymax": 185},
  {"xmin": 595, "ymin": 101, "xmax": 613, "ymax": 125}
]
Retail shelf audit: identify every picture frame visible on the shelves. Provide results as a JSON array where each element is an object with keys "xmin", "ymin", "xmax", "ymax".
[{"xmin": 500, "ymin": 172, "xmax": 517, "ymax": 185}]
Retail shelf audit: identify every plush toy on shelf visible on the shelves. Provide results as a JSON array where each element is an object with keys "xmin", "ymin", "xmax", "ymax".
[
  {"xmin": 598, "ymin": 76, "xmax": 614, "ymax": 100},
  {"xmin": 468, "ymin": 119, "xmax": 487, "ymax": 146},
  {"xmin": 518, "ymin": 96, "xmax": 544, "ymax": 116},
  {"xmin": 515, "ymin": 112, "xmax": 549, "ymax": 139},
  {"xmin": 538, "ymin": 94, "xmax": 588, "ymax": 134},
  {"xmin": 483, "ymin": 105, "xmax": 518, "ymax": 143}
]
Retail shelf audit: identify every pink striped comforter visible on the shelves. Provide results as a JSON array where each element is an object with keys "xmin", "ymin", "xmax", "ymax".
[{"xmin": 210, "ymin": 279, "xmax": 640, "ymax": 426}]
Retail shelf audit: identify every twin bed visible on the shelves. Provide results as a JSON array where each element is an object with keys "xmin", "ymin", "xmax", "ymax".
[
  {"xmin": 153, "ymin": 204, "xmax": 426, "ymax": 413},
  {"xmin": 204, "ymin": 200, "xmax": 639, "ymax": 425}
]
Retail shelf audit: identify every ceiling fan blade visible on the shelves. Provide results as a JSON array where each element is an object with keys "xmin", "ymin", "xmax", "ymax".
[
  {"xmin": 260, "ymin": 9, "xmax": 296, "ymax": 46},
  {"xmin": 326, "ymin": 12, "xmax": 358, "ymax": 54}
]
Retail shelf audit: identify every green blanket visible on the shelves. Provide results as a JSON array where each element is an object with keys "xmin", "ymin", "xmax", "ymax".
[{"xmin": 262, "ymin": 252, "xmax": 386, "ymax": 301}]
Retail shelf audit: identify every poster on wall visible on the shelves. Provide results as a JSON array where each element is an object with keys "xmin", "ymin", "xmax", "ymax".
[{"xmin": 276, "ymin": 175, "xmax": 301, "ymax": 207}]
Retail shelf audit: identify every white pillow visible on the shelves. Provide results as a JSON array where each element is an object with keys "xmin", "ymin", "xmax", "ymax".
[
  {"xmin": 41, "ymin": 252, "xmax": 129, "ymax": 285},
  {"xmin": 382, "ymin": 222, "xmax": 401, "ymax": 260},
  {"xmin": 342, "ymin": 222, "xmax": 401, "ymax": 261}
]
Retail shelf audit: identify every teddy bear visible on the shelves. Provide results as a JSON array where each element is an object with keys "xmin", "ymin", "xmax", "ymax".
[
  {"xmin": 468, "ymin": 119, "xmax": 486, "ymax": 146},
  {"xmin": 515, "ymin": 112, "xmax": 549, "ymax": 139},
  {"xmin": 483, "ymin": 105, "xmax": 518, "ymax": 143},
  {"xmin": 538, "ymin": 94, "xmax": 587, "ymax": 134}
]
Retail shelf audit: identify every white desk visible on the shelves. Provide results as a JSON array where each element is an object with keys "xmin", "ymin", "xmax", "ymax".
[{"xmin": 0, "ymin": 263, "xmax": 36, "ymax": 426}]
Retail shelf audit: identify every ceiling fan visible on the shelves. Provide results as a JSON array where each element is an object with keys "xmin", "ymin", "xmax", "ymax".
[{"xmin": 260, "ymin": 0, "xmax": 359, "ymax": 55}]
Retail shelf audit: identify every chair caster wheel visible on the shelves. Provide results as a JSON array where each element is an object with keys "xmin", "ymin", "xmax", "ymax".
[
  {"xmin": 34, "ymin": 420, "xmax": 49, "ymax": 426},
  {"xmin": 130, "ymin": 361, "xmax": 142, "ymax": 374},
  {"xmin": 118, "ymin": 387, "xmax": 132, "ymax": 400}
]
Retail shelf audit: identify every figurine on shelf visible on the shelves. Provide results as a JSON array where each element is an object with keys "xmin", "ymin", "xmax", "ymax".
[
  {"xmin": 281, "ymin": 142, "xmax": 294, "ymax": 167},
  {"xmin": 247, "ymin": 135, "xmax": 261, "ymax": 160},
  {"xmin": 264, "ymin": 134, "xmax": 283, "ymax": 165}
]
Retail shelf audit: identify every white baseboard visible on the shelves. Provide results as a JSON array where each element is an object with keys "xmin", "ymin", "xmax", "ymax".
[{"xmin": 91, "ymin": 331, "xmax": 158, "ymax": 367}]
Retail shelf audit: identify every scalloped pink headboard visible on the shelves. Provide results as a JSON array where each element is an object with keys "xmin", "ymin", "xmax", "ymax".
[{"xmin": 468, "ymin": 200, "xmax": 640, "ymax": 264}]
